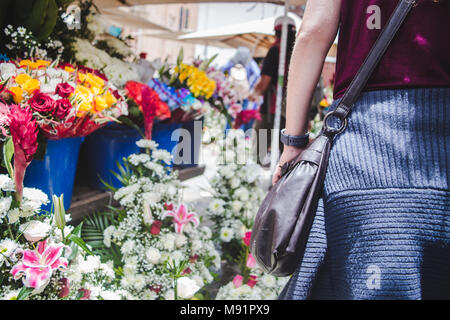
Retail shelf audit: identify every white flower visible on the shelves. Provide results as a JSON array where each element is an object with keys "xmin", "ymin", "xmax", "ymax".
[
  {"xmin": 229, "ymin": 177, "xmax": 241, "ymax": 189},
  {"xmin": 161, "ymin": 233, "xmax": 176, "ymax": 251},
  {"xmin": 145, "ymin": 247, "xmax": 161, "ymax": 264},
  {"xmin": 133, "ymin": 274, "xmax": 147, "ymax": 290},
  {"xmin": 103, "ymin": 225, "xmax": 116, "ymax": 248},
  {"xmin": 192, "ymin": 275, "xmax": 204, "ymax": 288},
  {"xmin": 0, "ymin": 239, "xmax": 18, "ymax": 266},
  {"xmin": 22, "ymin": 188, "xmax": 49, "ymax": 211},
  {"xmin": 220, "ymin": 227, "xmax": 234, "ymax": 242},
  {"xmin": 0, "ymin": 197, "xmax": 12, "ymax": 217},
  {"xmin": 0, "ymin": 175, "xmax": 15, "ymax": 191},
  {"xmin": 191, "ymin": 239, "xmax": 202, "ymax": 252},
  {"xmin": 19, "ymin": 220, "xmax": 51, "ymax": 242},
  {"xmin": 0, "ymin": 63, "xmax": 17, "ymax": 80},
  {"xmin": 142, "ymin": 201, "xmax": 153, "ymax": 225},
  {"xmin": 209, "ymin": 199, "xmax": 225, "ymax": 213},
  {"xmin": 234, "ymin": 187, "xmax": 249, "ymax": 202},
  {"xmin": 175, "ymin": 234, "xmax": 187, "ymax": 248},
  {"xmin": 121, "ymin": 239, "xmax": 136, "ymax": 256},
  {"xmin": 151, "ymin": 149, "xmax": 172, "ymax": 164},
  {"xmin": 177, "ymin": 277, "xmax": 200, "ymax": 299},
  {"xmin": 260, "ymin": 274, "xmax": 277, "ymax": 288},
  {"xmin": 100, "ymin": 290, "xmax": 122, "ymax": 300},
  {"xmin": 78, "ymin": 255, "xmax": 101, "ymax": 273},
  {"xmin": 231, "ymin": 200, "xmax": 243, "ymax": 213},
  {"xmin": 142, "ymin": 191, "xmax": 161, "ymax": 204},
  {"xmin": 164, "ymin": 289, "xmax": 175, "ymax": 300}
]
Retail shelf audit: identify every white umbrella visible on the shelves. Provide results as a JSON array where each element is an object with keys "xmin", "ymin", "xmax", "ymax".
[{"xmin": 177, "ymin": 13, "xmax": 302, "ymax": 57}]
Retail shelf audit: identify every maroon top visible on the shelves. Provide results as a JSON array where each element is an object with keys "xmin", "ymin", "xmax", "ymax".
[{"xmin": 334, "ymin": 0, "xmax": 450, "ymax": 99}]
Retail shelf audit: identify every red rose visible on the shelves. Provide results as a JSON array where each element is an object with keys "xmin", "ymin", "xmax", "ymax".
[
  {"xmin": 150, "ymin": 285, "xmax": 162, "ymax": 294},
  {"xmin": 189, "ymin": 254, "xmax": 199, "ymax": 263},
  {"xmin": 247, "ymin": 275, "xmax": 258, "ymax": 288},
  {"xmin": 181, "ymin": 267, "xmax": 192, "ymax": 275},
  {"xmin": 78, "ymin": 288, "xmax": 91, "ymax": 300},
  {"xmin": 58, "ymin": 278, "xmax": 70, "ymax": 298},
  {"xmin": 164, "ymin": 203, "xmax": 174, "ymax": 211},
  {"xmin": 29, "ymin": 92, "xmax": 55, "ymax": 113},
  {"xmin": 150, "ymin": 220, "xmax": 162, "ymax": 235},
  {"xmin": 53, "ymin": 99, "xmax": 72, "ymax": 119},
  {"xmin": 55, "ymin": 83, "xmax": 74, "ymax": 98}
]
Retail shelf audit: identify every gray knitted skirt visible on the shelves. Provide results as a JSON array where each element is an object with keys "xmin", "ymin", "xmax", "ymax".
[{"xmin": 279, "ymin": 88, "xmax": 450, "ymax": 300}]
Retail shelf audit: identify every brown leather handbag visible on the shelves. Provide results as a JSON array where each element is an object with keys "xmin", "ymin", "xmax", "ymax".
[{"xmin": 250, "ymin": 0, "xmax": 417, "ymax": 277}]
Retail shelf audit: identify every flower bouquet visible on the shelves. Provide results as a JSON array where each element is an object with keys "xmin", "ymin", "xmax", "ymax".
[
  {"xmin": 155, "ymin": 49, "xmax": 216, "ymax": 124},
  {"xmin": 0, "ymin": 59, "xmax": 127, "ymax": 140},
  {"xmin": 82, "ymin": 139, "xmax": 221, "ymax": 300}
]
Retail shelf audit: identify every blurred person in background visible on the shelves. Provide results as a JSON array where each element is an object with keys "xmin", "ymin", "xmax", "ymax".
[{"xmin": 249, "ymin": 16, "xmax": 297, "ymax": 167}]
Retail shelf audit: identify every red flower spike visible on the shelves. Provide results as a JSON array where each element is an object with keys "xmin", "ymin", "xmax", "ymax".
[
  {"xmin": 8, "ymin": 105, "xmax": 38, "ymax": 201},
  {"xmin": 242, "ymin": 231, "xmax": 252, "ymax": 247}
]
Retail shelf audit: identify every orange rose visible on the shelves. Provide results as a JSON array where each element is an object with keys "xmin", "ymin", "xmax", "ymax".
[{"xmin": 15, "ymin": 73, "xmax": 32, "ymax": 85}]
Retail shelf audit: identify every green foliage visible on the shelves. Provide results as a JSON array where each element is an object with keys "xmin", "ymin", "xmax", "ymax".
[
  {"xmin": 81, "ymin": 212, "xmax": 123, "ymax": 267},
  {"xmin": 2, "ymin": 138, "xmax": 14, "ymax": 179}
]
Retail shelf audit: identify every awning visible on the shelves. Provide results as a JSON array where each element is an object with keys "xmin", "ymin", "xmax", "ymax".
[
  {"xmin": 98, "ymin": 7, "xmax": 170, "ymax": 31},
  {"xmin": 176, "ymin": 13, "xmax": 302, "ymax": 57},
  {"xmin": 94, "ymin": 0, "xmax": 307, "ymax": 9}
]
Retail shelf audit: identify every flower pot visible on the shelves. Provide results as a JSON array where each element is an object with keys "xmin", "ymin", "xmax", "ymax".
[
  {"xmin": 173, "ymin": 118, "xmax": 203, "ymax": 168},
  {"xmin": 151, "ymin": 121, "xmax": 183, "ymax": 166},
  {"xmin": 83, "ymin": 124, "xmax": 142, "ymax": 190},
  {"xmin": 24, "ymin": 137, "xmax": 85, "ymax": 212}
]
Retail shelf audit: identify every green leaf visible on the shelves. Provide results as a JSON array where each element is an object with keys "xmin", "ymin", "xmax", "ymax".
[
  {"xmin": 176, "ymin": 47, "xmax": 184, "ymax": 66},
  {"xmin": 3, "ymin": 137, "xmax": 14, "ymax": 179},
  {"xmin": 16, "ymin": 287, "xmax": 33, "ymax": 300},
  {"xmin": 67, "ymin": 234, "xmax": 93, "ymax": 255}
]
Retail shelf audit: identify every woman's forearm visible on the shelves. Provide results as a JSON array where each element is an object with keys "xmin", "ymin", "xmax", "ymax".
[{"xmin": 285, "ymin": 0, "xmax": 342, "ymax": 136}]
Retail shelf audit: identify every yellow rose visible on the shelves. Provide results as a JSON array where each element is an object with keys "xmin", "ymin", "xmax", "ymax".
[
  {"xmin": 93, "ymin": 96, "xmax": 108, "ymax": 113},
  {"xmin": 75, "ymin": 85, "xmax": 92, "ymax": 99},
  {"xmin": 86, "ymin": 73, "xmax": 105, "ymax": 89},
  {"xmin": 77, "ymin": 98, "xmax": 92, "ymax": 113},
  {"xmin": 15, "ymin": 73, "xmax": 32, "ymax": 85},
  {"xmin": 104, "ymin": 90, "xmax": 117, "ymax": 107},
  {"xmin": 64, "ymin": 66, "xmax": 75, "ymax": 73},
  {"xmin": 36, "ymin": 60, "xmax": 51, "ymax": 68},
  {"xmin": 78, "ymin": 73, "xmax": 87, "ymax": 83},
  {"xmin": 9, "ymin": 86, "xmax": 24, "ymax": 103},
  {"xmin": 22, "ymin": 79, "xmax": 40, "ymax": 95}
]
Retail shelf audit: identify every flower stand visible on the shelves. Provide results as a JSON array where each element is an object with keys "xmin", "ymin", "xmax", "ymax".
[
  {"xmin": 151, "ymin": 121, "xmax": 183, "ymax": 166},
  {"xmin": 173, "ymin": 118, "xmax": 204, "ymax": 169},
  {"xmin": 24, "ymin": 136, "xmax": 85, "ymax": 212},
  {"xmin": 83, "ymin": 124, "xmax": 142, "ymax": 190}
]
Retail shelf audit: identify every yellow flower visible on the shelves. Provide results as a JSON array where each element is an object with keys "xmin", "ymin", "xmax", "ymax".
[
  {"xmin": 75, "ymin": 85, "xmax": 92, "ymax": 99},
  {"xmin": 319, "ymin": 98, "xmax": 329, "ymax": 108},
  {"xmin": 85, "ymin": 73, "xmax": 105, "ymax": 89},
  {"xmin": 10, "ymin": 86, "xmax": 24, "ymax": 103},
  {"xmin": 93, "ymin": 96, "xmax": 108, "ymax": 113},
  {"xmin": 64, "ymin": 66, "xmax": 75, "ymax": 73},
  {"xmin": 104, "ymin": 90, "xmax": 117, "ymax": 107},
  {"xmin": 77, "ymin": 98, "xmax": 92, "ymax": 115},
  {"xmin": 22, "ymin": 79, "xmax": 40, "ymax": 95},
  {"xmin": 36, "ymin": 60, "xmax": 51, "ymax": 68},
  {"xmin": 15, "ymin": 73, "xmax": 31, "ymax": 85}
]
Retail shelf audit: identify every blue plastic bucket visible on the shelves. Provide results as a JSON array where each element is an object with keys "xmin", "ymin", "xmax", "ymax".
[
  {"xmin": 24, "ymin": 137, "xmax": 85, "ymax": 212},
  {"xmin": 83, "ymin": 124, "xmax": 143, "ymax": 190},
  {"xmin": 152, "ymin": 121, "xmax": 182, "ymax": 165},
  {"xmin": 174, "ymin": 119, "xmax": 203, "ymax": 168}
]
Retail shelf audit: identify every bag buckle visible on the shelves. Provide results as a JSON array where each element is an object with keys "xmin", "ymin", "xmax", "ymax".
[{"xmin": 322, "ymin": 111, "xmax": 348, "ymax": 136}]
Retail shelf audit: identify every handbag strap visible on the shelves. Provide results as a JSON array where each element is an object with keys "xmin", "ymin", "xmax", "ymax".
[{"xmin": 323, "ymin": 0, "xmax": 417, "ymax": 136}]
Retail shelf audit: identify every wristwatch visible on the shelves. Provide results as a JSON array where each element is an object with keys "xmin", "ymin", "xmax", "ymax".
[{"xmin": 280, "ymin": 129, "xmax": 310, "ymax": 148}]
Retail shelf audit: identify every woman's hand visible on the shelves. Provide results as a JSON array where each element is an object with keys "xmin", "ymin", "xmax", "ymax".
[{"xmin": 272, "ymin": 145, "xmax": 305, "ymax": 185}]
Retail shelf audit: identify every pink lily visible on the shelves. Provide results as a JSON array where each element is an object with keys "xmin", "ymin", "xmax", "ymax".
[
  {"xmin": 232, "ymin": 275, "xmax": 243, "ymax": 288},
  {"xmin": 246, "ymin": 253, "xmax": 256, "ymax": 269},
  {"xmin": 11, "ymin": 240, "xmax": 68, "ymax": 293},
  {"xmin": 162, "ymin": 204, "xmax": 199, "ymax": 233}
]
